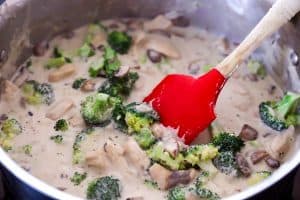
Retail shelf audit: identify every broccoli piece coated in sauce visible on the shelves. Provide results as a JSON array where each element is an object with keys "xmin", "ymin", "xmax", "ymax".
[
  {"xmin": 70, "ymin": 172, "xmax": 87, "ymax": 186},
  {"xmin": 0, "ymin": 118, "xmax": 22, "ymax": 151},
  {"xmin": 167, "ymin": 187, "xmax": 186, "ymax": 200},
  {"xmin": 72, "ymin": 78, "xmax": 87, "ymax": 89},
  {"xmin": 86, "ymin": 176, "xmax": 121, "ymax": 200},
  {"xmin": 50, "ymin": 135, "xmax": 63, "ymax": 144},
  {"xmin": 183, "ymin": 144, "xmax": 218, "ymax": 167},
  {"xmin": 212, "ymin": 151, "xmax": 239, "ymax": 176},
  {"xmin": 54, "ymin": 119, "xmax": 69, "ymax": 132},
  {"xmin": 107, "ymin": 31, "xmax": 132, "ymax": 54},
  {"xmin": 212, "ymin": 132, "xmax": 244, "ymax": 153},
  {"xmin": 259, "ymin": 92, "xmax": 300, "ymax": 131},
  {"xmin": 22, "ymin": 80, "xmax": 54, "ymax": 105},
  {"xmin": 80, "ymin": 93, "xmax": 119, "ymax": 125}
]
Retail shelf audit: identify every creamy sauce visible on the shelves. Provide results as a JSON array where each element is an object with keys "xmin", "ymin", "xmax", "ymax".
[{"xmin": 0, "ymin": 17, "xmax": 298, "ymax": 199}]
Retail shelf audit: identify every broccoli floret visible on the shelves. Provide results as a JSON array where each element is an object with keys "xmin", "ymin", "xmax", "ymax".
[
  {"xmin": 45, "ymin": 47, "xmax": 72, "ymax": 69},
  {"xmin": 22, "ymin": 80, "xmax": 54, "ymax": 105},
  {"xmin": 124, "ymin": 103, "xmax": 159, "ymax": 134},
  {"xmin": 80, "ymin": 93, "xmax": 119, "ymax": 125},
  {"xmin": 183, "ymin": 144, "xmax": 218, "ymax": 167},
  {"xmin": 0, "ymin": 118, "xmax": 22, "ymax": 151},
  {"xmin": 88, "ymin": 47, "xmax": 121, "ymax": 78},
  {"xmin": 212, "ymin": 132, "xmax": 244, "ymax": 153},
  {"xmin": 107, "ymin": 31, "xmax": 132, "ymax": 54},
  {"xmin": 89, "ymin": 59, "xmax": 105, "ymax": 78},
  {"xmin": 144, "ymin": 179, "xmax": 159, "ymax": 189},
  {"xmin": 72, "ymin": 78, "xmax": 87, "ymax": 89},
  {"xmin": 98, "ymin": 72, "xmax": 139, "ymax": 99},
  {"xmin": 195, "ymin": 188, "xmax": 220, "ymax": 200},
  {"xmin": 147, "ymin": 144, "xmax": 185, "ymax": 170},
  {"xmin": 112, "ymin": 102, "xmax": 158, "ymax": 134},
  {"xmin": 78, "ymin": 43, "xmax": 95, "ymax": 58},
  {"xmin": 73, "ymin": 127, "xmax": 95, "ymax": 164},
  {"xmin": 167, "ymin": 187, "xmax": 186, "ymax": 200},
  {"xmin": 247, "ymin": 60, "xmax": 266, "ymax": 79},
  {"xmin": 134, "ymin": 128, "xmax": 156, "ymax": 149},
  {"xmin": 22, "ymin": 144, "xmax": 32, "ymax": 156},
  {"xmin": 247, "ymin": 171, "xmax": 271, "ymax": 186},
  {"xmin": 50, "ymin": 135, "xmax": 63, "ymax": 144},
  {"xmin": 212, "ymin": 151, "xmax": 239, "ymax": 176},
  {"xmin": 259, "ymin": 92, "xmax": 300, "ymax": 131},
  {"xmin": 86, "ymin": 176, "xmax": 121, "ymax": 200},
  {"xmin": 70, "ymin": 172, "xmax": 87, "ymax": 186},
  {"xmin": 54, "ymin": 119, "xmax": 68, "ymax": 132}
]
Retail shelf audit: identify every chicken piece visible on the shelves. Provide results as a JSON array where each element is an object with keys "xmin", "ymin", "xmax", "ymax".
[
  {"xmin": 86, "ymin": 148, "xmax": 110, "ymax": 169},
  {"xmin": 144, "ymin": 15, "xmax": 172, "ymax": 31},
  {"xmin": 48, "ymin": 64, "xmax": 76, "ymax": 82},
  {"xmin": 1, "ymin": 80, "xmax": 19, "ymax": 101},
  {"xmin": 124, "ymin": 138, "xmax": 150, "ymax": 171},
  {"xmin": 45, "ymin": 99, "xmax": 74, "ymax": 120}
]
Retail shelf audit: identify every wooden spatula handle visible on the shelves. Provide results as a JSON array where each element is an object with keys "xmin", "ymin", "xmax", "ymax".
[{"xmin": 216, "ymin": 0, "xmax": 300, "ymax": 77}]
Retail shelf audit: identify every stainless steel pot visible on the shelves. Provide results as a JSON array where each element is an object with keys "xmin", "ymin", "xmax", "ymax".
[{"xmin": 0, "ymin": 0, "xmax": 299, "ymax": 199}]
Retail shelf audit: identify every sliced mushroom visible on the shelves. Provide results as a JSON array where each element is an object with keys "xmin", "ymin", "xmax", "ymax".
[
  {"xmin": 265, "ymin": 156, "xmax": 280, "ymax": 169},
  {"xmin": 33, "ymin": 40, "xmax": 49, "ymax": 56},
  {"xmin": 146, "ymin": 49, "xmax": 163, "ymax": 63},
  {"xmin": 250, "ymin": 150, "xmax": 269, "ymax": 164},
  {"xmin": 114, "ymin": 65, "xmax": 130, "ymax": 77},
  {"xmin": 48, "ymin": 64, "xmax": 76, "ymax": 82},
  {"xmin": 267, "ymin": 126, "xmax": 295, "ymax": 160},
  {"xmin": 144, "ymin": 15, "xmax": 172, "ymax": 31},
  {"xmin": 239, "ymin": 124, "xmax": 258, "ymax": 141},
  {"xmin": 80, "ymin": 80, "xmax": 96, "ymax": 92},
  {"xmin": 45, "ymin": 99, "xmax": 74, "ymax": 120},
  {"xmin": 236, "ymin": 153, "xmax": 251, "ymax": 177},
  {"xmin": 149, "ymin": 163, "xmax": 196, "ymax": 190},
  {"xmin": 124, "ymin": 138, "xmax": 150, "ymax": 171}
]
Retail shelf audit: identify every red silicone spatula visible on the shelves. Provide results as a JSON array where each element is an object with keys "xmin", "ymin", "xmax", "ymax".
[{"xmin": 144, "ymin": 0, "xmax": 300, "ymax": 144}]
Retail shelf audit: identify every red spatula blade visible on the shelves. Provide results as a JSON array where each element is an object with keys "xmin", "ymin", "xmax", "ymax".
[{"xmin": 144, "ymin": 69, "xmax": 226, "ymax": 144}]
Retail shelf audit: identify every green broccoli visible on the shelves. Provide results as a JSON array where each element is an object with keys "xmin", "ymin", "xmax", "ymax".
[
  {"xmin": 107, "ymin": 31, "xmax": 132, "ymax": 54},
  {"xmin": 50, "ymin": 135, "xmax": 63, "ymax": 144},
  {"xmin": 195, "ymin": 188, "xmax": 220, "ymax": 200},
  {"xmin": 144, "ymin": 179, "xmax": 159, "ymax": 189},
  {"xmin": 73, "ymin": 127, "xmax": 95, "ymax": 164},
  {"xmin": 22, "ymin": 80, "xmax": 55, "ymax": 105},
  {"xmin": 259, "ymin": 92, "xmax": 300, "ymax": 131},
  {"xmin": 134, "ymin": 128, "xmax": 156, "ymax": 149},
  {"xmin": 0, "ymin": 118, "xmax": 22, "ymax": 151},
  {"xmin": 147, "ymin": 144, "xmax": 185, "ymax": 170},
  {"xmin": 212, "ymin": 132, "xmax": 244, "ymax": 153},
  {"xmin": 78, "ymin": 43, "xmax": 95, "ymax": 58},
  {"xmin": 72, "ymin": 78, "xmax": 87, "ymax": 89},
  {"xmin": 22, "ymin": 144, "xmax": 32, "ymax": 156},
  {"xmin": 167, "ymin": 187, "xmax": 186, "ymax": 200},
  {"xmin": 112, "ymin": 102, "xmax": 159, "ymax": 134},
  {"xmin": 88, "ymin": 47, "xmax": 121, "ymax": 78},
  {"xmin": 247, "ymin": 60, "xmax": 266, "ymax": 79},
  {"xmin": 183, "ymin": 144, "xmax": 218, "ymax": 167},
  {"xmin": 191, "ymin": 170, "xmax": 220, "ymax": 200},
  {"xmin": 80, "ymin": 93, "xmax": 119, "ymax": 125},
  {"xmin": 86, "ymin": 176, "xmax": 121, "ymax": 200},
  {"xmin": 45, "ymin": 47, "xmax": 72, "ymax": 69},
  {"xmin": 212, "ymin": 151, "xmax": 239, "ymax": 176},
  {"xmin": 98, "ymin": 72, "xmax": 139, "ymax": 99},
  {"xmin": 70, "ymin": 172, "xmax": 87, "ymax": 186},
  {"xmin": 54, "ymin": 119, "xmax": 68, "ymax": 132},
  {"xmin": 89, "ymin": 59, "xmax": 105, "ymax": 78},
  {"xmin": 247, "ymin": 171, "xmax": 271, "ymax": 185}
]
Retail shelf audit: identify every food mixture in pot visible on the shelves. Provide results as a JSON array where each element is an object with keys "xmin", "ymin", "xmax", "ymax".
[{"xmin": 0, "ymin": 15, "xmax": 299, "ymax": 200}]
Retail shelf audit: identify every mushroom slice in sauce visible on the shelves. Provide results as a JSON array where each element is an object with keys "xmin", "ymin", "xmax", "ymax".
[
  {"xmin": 265, "ymin": 156, "xmax": 280, "ymax": 169},
  {"xmin": 48, "ymin": 64, "xmax": 76, "ymax": 82},
  {"xmin": 143, "ymin": 15, "xmax": 172, "ymax": 31},
  {"xmin": 236, "ymin": 153, "xmax": 251, "ymax": 177},
  {"xmin": 239, "ymin": 124, "xmax": 258, "ymax": 141},
  {"xmin": 250, "ymin": 150, "xmax": 269, "ymax": 164},
  {"xmin": 45, "ymin": 99, "xmax": 74, "ymax": 120},
  {"xmin": 149, "ymin": 163, "xmax": 196, "ymax": 190}
]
